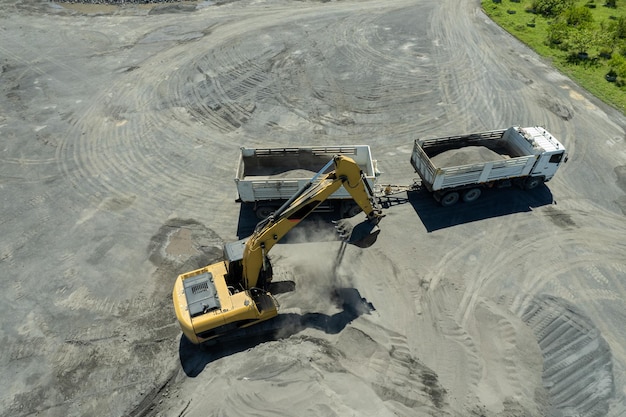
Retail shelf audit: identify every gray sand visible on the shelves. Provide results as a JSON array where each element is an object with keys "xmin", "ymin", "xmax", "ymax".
[
  {"xmin": 2, "ymin": 1, "xmax": 626, "ymax": 417},
  {"xmin": 431, "ymin": 146, "xmax": 505, "ymax": 167}
]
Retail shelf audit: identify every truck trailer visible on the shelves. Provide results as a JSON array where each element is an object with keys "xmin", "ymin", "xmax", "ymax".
[{"xmin": 235, "ymin": 145, "xmax": 378, "ymax": 218}]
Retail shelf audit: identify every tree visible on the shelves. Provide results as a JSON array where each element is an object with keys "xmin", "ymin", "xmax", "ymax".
[
  {"xmin": 597, "ymin": 23, "xmax": 616, "ymax": 57},
  {"xmin": 568, "ymin": 27, "xmax": 596, "ymax": 55}
]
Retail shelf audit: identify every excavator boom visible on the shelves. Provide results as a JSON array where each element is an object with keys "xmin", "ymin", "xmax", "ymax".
[
  {"xmin": 242, "ymin": 155, "xmax": 382, "ymax": 290},
  {"xmin": 172, "ymin": 154, "xmax": 383, "ymax": 344}
]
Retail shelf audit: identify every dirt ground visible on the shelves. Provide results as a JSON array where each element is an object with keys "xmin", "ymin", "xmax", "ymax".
[{"xmin": 2, "ymin": 0, "xmax": 626, "ymax": 416}]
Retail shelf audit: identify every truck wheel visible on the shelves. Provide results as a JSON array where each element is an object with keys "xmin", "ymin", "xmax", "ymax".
[
  {"xmin": 440, "ymin": 192, "xmax": 460, "ymax": 207},
  {"xmin": 255, "ymin": 206, "xmax": 275, "ymax": 219},
  {"xmin": 524, "ymin": 177, "xmax": 543, "ymax": 190},
  {"xmin": 462, "ymin": 188, "xmax": 481, "ymax": 203}
]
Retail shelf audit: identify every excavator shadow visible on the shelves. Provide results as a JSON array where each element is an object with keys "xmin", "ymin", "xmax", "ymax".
[
  {"xmin": 269, "ymin": 280, "xmax": 296, "ymax": 294},
  {"xmin": 236, "ymin": 204, "xmax": 348, "ymax": 241},
  {"xmin": 178, "ymin": 287, "xmax": 374, "ymax": 377},
  {"xmin": 408, "ymin": 185, "xmax": 555, "ymax": 232},
  {"xmin": 236, "ymin": 203, "xmax": 378, "ymax": 247}
]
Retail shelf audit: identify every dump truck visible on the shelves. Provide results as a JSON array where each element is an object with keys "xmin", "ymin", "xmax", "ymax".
[
  {"xmin": 235, "ymin": 145, "xmax": 378, "ymax": 218},
  {"xmin": 410, "ymin": 126, "xmax": 567, "ymax": 206}
]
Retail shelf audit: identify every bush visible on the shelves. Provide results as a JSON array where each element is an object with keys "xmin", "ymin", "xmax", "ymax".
[
  {"xmin": 531, "ymin": 0, "xmax": 575, "ymax": 16},
  {"xmin": 563, "ymin": 6, "xmax": 594, "ymax": 27},
  {"xmin": 616, "ymin": 16, "xmax": 626, "ymax": 39},
  {"xmin": 609, "ymin": 53, "xmax": 626, "ymax": 78},
  {"xmin": 597, "ymin": 22, "xmax": 619, "ymax": 56},
  {"xmin": 547, "ymin": 20, "xmax": 571, "ymax": 46}
]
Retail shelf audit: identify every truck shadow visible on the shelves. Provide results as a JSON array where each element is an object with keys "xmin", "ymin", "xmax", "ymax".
[
  {"xmin": 408, "ymin": 185, "xmax": 555, "ymax": 232},
  {"xmin": 178, "ymin": 287, "xmax": 374, "ymax": 377},
  {"xmin": 235, "ymin": 186, "xmax": 554, "ymax": 236},
  {"xmin": 236, "ymin": 204, "xmax": 262, "ymax": 238}
]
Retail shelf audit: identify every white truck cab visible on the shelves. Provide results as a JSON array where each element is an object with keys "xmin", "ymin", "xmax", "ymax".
[{"xmin": 515, "ymin": 126, "xmax": 568, "ymax": 182}]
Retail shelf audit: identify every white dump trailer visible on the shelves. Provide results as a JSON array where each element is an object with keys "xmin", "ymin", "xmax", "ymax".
[
  {"xmin": 410, "ymin": 126, "xmax": 567, "ymax": 206},
  {"xmin": 235, "ymin": 145, "xmax": 378, "ymax": 218}
]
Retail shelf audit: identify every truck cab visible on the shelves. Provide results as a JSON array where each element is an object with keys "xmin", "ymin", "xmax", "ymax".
[{"xmin": 521, "ymin": 126, "xmax": 568, "ymax": 183}]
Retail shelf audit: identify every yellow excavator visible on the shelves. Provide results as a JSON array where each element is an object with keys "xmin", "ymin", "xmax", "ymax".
[{"xmin": 172, "ymin": 154, "xmax": 384, "ymax": 344}]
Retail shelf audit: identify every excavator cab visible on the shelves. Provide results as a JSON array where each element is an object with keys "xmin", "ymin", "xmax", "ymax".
[
  {"xmin": 223, "ymin": 239, "xmax": 245, "ymax": 289},
  {"xmin": 223, "ymin": 238, "xmax": 273, "ymax": 290}
]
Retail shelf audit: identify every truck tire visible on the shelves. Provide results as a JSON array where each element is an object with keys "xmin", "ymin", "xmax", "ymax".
[
  {"xmin": 440, "ymin": 192, "xmax": 460, "ymax": 207},
  {"xmin": 255, "ymin": 206, "xmax": 276, "ymax": 219},
  {"xmin": 524, "ymin": 177, "xmax": 543, "ymax": 190},
  {"xmin": 462, "ymin": 188, "xmax": 481, "ymax": 203}
]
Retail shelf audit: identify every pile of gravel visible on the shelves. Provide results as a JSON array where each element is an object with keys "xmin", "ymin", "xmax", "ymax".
[
  {"xmin": 430, "ymin": 146, "xmax": 505, "ymax": 167},
  {"xmin": 271, "ymin": 168, "xmax": 318, "ymax": 179},
  {"xmin": 249, "ymin": 168, "xmax": 318, "ymax": 179}
]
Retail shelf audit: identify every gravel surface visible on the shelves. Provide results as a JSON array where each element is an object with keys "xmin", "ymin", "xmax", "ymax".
[{"xmin": 2, "ymin": 1, "xmax": 626, "ymax": 416}]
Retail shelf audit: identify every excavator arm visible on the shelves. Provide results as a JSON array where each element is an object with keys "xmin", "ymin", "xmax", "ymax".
[{"xmin": 241, "ymin": 154, "xmax": 383, "ymax": 289}]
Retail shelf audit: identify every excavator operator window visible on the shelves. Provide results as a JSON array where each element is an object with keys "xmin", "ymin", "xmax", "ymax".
[{"xmin": 223, "ymin": 239, "xmax": 245, "ymax": 286}]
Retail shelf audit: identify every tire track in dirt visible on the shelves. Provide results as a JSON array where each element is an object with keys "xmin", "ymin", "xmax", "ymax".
[
  {"xmin": 55, "ymin": 44, "xmax": 234, "ymax": 219},
  {"xmin": 493, "ymin": 315, "xmax": 525, "ymax": 396},
  {"xmin": 438, "ymin": 318, "xmax": 483, "ymax": 405},
  {"xmin": 167, "ymin": 41, "xmax": 283, "ymax": 134},
  {"xmin": 52, "ymin": 0, "xmax": 451, "ymax": 223},
  {"xmin": 56, "ymin": 0, "xmax": 441, "ymax": 218},
  {"xmin": 421, "ymin": 198, "xmax": 626, "ymax": 414},
  {"xmin": 0, "ymin": 20, "xmax": 87, "ymax": 187},
  {"xmin": 429, "ymin": 1, "xmax": 502, "ymax": 130},
  {"xmin": 521, "ymin": 295, "xmax": 613, "ymax": 417},
  {"xmin": 333, "ymin": 326, "xmax": 450, "ymax": 415},
  {"xmin": 268, "ymin": 3, "xmax": 450, "ymax": 142},
  {"xmin": 53, "ymin": 5, "xmax": 416, "ymax": 218},
  {"xmin": 485, "ymin": 206, "xmax": 625, "ymax": 415}
]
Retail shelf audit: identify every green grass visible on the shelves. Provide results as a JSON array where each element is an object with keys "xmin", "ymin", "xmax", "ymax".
[{"xmin": 482, "ymin": 0, "xmax": 626, "ymax": 113}]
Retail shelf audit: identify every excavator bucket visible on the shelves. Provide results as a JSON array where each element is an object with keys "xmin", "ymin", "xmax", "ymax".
[{"xmin": 333, "ymin": 218, "xmax": 380, "ymax": 248}]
